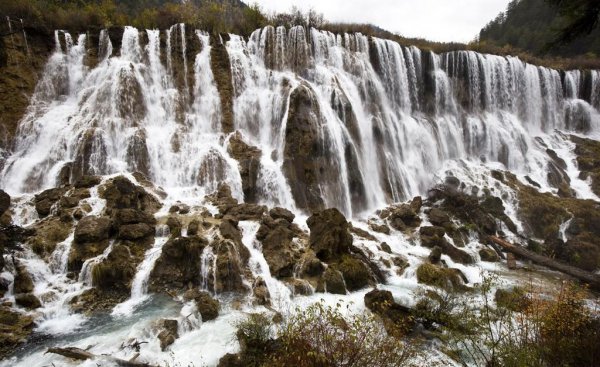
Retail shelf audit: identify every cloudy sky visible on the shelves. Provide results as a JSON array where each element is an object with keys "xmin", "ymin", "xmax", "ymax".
[{"xmin": 248, "ymin": 0, "xmax": 511, "ymax": 43}]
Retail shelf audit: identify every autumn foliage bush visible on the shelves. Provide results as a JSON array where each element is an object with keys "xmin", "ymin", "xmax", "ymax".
[
  {"xmin": 232, "ymin": 301, "xmax": 416, "ymax": 367},
  {"xmin": 422, "ymin": 275, "xmax": 600, "ymax": 367}
]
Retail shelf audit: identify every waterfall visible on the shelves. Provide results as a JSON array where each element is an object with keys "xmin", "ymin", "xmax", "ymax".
[
  {"xmin": 78, "ymin": 240, "xmax": 115, "ymax": 286},
  {"xmin": 19, "ymin": 18, "xmax": 30, "ymax": 59},
  {"xmin": 200, "ymin": 245, "xmax": 217, "ymax": 294},
  {"xmin": 1, "ymin": 25, "xmax": 599, "ymax": 215},
  {"xmin": 238, "ymin": 221, "xmax": 293, "ymax": 309},
  {"xmin": 111, "ymin": 225, "xmax": 170, "ymax": 316}
]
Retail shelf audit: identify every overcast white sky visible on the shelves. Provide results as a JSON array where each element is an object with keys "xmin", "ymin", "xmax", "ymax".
[{"xmin": 246, "ymin": 0, "xmax": 511, "ymax": 43}]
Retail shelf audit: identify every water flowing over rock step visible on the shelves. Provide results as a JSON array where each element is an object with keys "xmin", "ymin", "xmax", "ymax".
[
  {"xmin": 46, "ymin": 347, "xmax": 157, "ymax": 367},
  {"xmin": 489, "ymin": 235, "xmax": 600, "ymax": 290}
]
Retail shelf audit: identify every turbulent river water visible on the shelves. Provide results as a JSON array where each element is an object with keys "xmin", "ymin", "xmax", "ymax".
[{"xmin": 1, "ymin": 24, "xmax": 599, "ymax": 366}]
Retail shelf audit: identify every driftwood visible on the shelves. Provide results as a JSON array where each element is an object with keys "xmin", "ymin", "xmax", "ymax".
[
  {"xmin": 46, "ymin": 347, "xmax": 158, "ymax": 367},
  {"xmin": 489, "ymin": 236, "xmax": 600, "ymax": 291}
]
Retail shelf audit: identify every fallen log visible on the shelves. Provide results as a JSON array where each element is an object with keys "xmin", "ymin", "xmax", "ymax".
[
  {"xmin": 46, "ymin": 347, "xmax": 158, "ymax": 367},
  {"xmin": 489, "ymin": 236, "xmax": 600, "ymax": 291}
]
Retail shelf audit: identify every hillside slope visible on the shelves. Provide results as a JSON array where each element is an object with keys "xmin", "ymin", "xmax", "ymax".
[{"xmin": 479, "ymin": 0, "xmax": 600, "ymax": 57}]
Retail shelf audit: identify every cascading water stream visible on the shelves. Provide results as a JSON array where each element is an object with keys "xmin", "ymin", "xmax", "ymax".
[
  {"xmin": 238, "ymin": 221, "xmax": 293, "ymax": 309},
  {"xmin": 112, "ymin": 225, "xmax": 170, "ymax": 316},
  {"xmin": 78, "ymin": 240, "xmax": 115, "ymax": 286}
]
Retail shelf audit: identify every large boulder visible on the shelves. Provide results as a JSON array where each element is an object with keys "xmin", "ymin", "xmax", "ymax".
[
  {"xmin": 206, "ymin": 183, "xmax": 239, "ymax": 212},
  {"xmin": 306, "ymin": 208, "xmax": 353, "ymax": 262},
  {"xmin": 74, "ymin": 175, "xmax": 101, "ymax": 189},
  {"xmin": 479, "ymin": 248, "xmax": 500, "ymax": 262},
  {"xmin": 149, "ymin": 236, "xmax": 207, "ymax": 292},
  {"xmin": 252, "ymin": 277, "xmax": 271, "ymax": 305},
  {"xmin": 100, "ymin": 176, "xmax": 161, "ymax": 215},
  {"xmin": 364, "ymin": 289, "xmax": 413, "ymax": 336},
  {"xmin": 34, "ymin": 187, "xmax": 68, "ymax": 217},
  {"xmin": 0, "ymin": 190, "xmax": 9, "ymax": 216},
  {"xmin": 227, "ymin": 132, "xmax": 262, "ymax": 203},
  {"xmin": 256, "ymin": 214, "xmax": 300, "ymax": 278},
  {"xmin": 419, "ymin": 226, "xmax": 473, "ymax": 264},
  {"xmin": 13, "ymin": 263, "xmax": 34, "ymax": 294},
  {"xmin": 428, "ymin": 208, "xmax": 451, "ymax": 227},
  {"xmin": 156, "ymin": 319, "xmax": 179, "ymax": 351},
  {"xmin": 269, "ymin": 207, "xmax": 295, "ymax": 223},
  {"xmin": 337, "ymin": 255, "xmax": 373, "ymax": 291},
  {"xmin": 71, "ymin": 128, "xmax": 108, "ymax": 182},
  {"xmin": 416, "ymin": 263, "xmax": 467, "ymax": 290},
  {"xmin": 221, "ymin": 203, "xmax": 267, "ymax": 221},
  {"xmin": 215, "ymin": 240, "xmax": 247, "ymax": 294},
  {"xmin": 74, "ymin": 216, "xmax": 112, "ymax": 243},
  {"xmin": 112, "ymin": 208, "xmax": 156, "ymax": 226},
  {"xmin": 15, "ymin": 294, "xmax": 42, "ymax": 310},
  {"xmin": 0, "ymin": 306, "xmax": 35, "ymax": 359},
  {"xmin": 117, "ymin": 223, "xmax": 154, "ymax": 240},
  {"xmin": 91, "ymin": 245, "xmax": 136, "ymax": 291},
  {"xmin": 166, "ymin": 216, "xmax": 182, "ymax": 237},
  {"xmin": 385, "ymin": 203, "xmax": 421, "ymax": 231},
  {"xmin": 184, "ymin": 289, "xmax": 220, "ymax": 321},
  {"xmin": 316, "ymin": 267, "xmax": 346, "ymax": 295},
  {"xmin": 297, "ymin": 251, "xmax": 325, "ymax": 278},
  {"xmin": 282, "ymin": 84, "xmax": 327, "ymax": 213},
  {"xmin": 27, "ymin": 216, "xmax": 71, "ymax": 257}
]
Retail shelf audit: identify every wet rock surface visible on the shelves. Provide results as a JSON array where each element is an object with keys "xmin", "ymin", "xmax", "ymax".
[
  {"xmin": 150, "ymin": 236, "xmax": 207, "ymax": 292},
  {"xmin": 282, "ymin": 84, "xmax": 327, "ymax": 213},
  {"xmin": 74, "ymin": 216, "xmax": 111, "ymax": 244},
  {"xmin": 0, "ymin": 305, "xmax": 35, "ymax": 359},
  {"xmin": 0, "ymin": 190, "xmax": 9, "ymax": 216},
  {"xmin": 227, "ymin": 132, "xmax": 262, "ymax": 203},
  {"xmin": 184, "ymin": 289, "xmax": 220, "ymax": 321},
  {"xmin": 307, "ymin": 208, "xmax": 353, "ymax": 262},
  {"xmin": 257, "ymin": 210, "xmax": 302, "ymax": 279},
  {"xmin": 34, "ymin": 187, "xmax": 69, "ymax": 217},
  {"xmin": 156, "ymin": 319, "xmax": 179, "ymax": 351},
  {"xmin": 364, "ymin": 289, "xmax": 414, "ymax": 335}
]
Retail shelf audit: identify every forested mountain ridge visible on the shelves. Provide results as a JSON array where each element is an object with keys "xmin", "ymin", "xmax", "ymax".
[
  {"xmin": 0, "ymin": 0, "xmax": 255, "ymax": 34},
  {"xmin": 479, "ymin": 0, "xmax": 600, "ymax": 57}
]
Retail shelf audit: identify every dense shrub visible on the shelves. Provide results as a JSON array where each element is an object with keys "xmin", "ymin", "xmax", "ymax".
[
  {"xmin": 232, "ymin": 301, "xmax": 417, "ymax": 367},
  {"xmin": 415, "ymin": 274, "xmax": 600, "ymax": 367}
]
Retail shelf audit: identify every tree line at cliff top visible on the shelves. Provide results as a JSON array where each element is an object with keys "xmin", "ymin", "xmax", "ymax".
[
  {"xmin": 479, "ymin": 0, "xmax": 600, "ymax": 58},
  {"xmin": 1, "ymin": 0, "xmax": 599, "ymax": 69}
]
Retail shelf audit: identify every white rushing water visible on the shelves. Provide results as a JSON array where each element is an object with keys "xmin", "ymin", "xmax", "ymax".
[
  {"xmin": 1, "ymin": 25, "xmax": 599, "ymax": 215},
  {"xmin": 1, "ymin": 24, "xmax": 600, "ymax": 366}
]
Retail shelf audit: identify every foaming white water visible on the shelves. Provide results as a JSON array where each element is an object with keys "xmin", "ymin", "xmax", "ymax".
[
  {"xmin": 238, "ymin": 221, "xmax": 293, "ymax": 309},
  {"xmin": 19, "ymin": 246, "xmax": 88, "ymax": 335}
]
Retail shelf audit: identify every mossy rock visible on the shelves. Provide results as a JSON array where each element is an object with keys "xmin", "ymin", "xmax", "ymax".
[
  {"xmin": 479, "ymin": 248, "xmax": 500, "ymax": 262},
  {"xmin": 338, "ymin": 255, "xmax": 372, "ymax": 291},
  {"xmin": 416, "ymin": 263, "xmax": 466, "ymax": 290},
  {"xmin": 0, "ymin": 306, "xmax": 35, "ymax": 359},
  {"xmin": 70, "ymin": 288, "xmax": 129, "ymax": 313},
  {"xmin": 317, "ymin": 267, "xmax": 346, "ymax": 295},
  {"xmin": 91, "ymin": 245, "xmax": 136, "ymax": 290},
  {"xmin": 494, "ymin": 287, "xmax": 529, "ymax": 312}
]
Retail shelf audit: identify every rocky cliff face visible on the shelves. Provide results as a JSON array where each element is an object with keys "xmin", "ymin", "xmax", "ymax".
[{"xmin": 0, "ymin": 26, "xmax": 53, "ymax": 161}]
